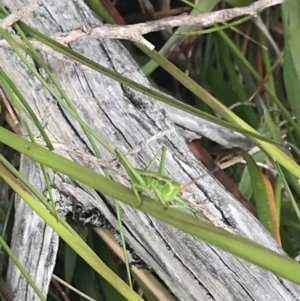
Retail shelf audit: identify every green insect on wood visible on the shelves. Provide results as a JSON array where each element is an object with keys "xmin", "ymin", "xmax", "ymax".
[{"xmin": 115, "ymin": 146, "xmax": 200, "ymax": 210}]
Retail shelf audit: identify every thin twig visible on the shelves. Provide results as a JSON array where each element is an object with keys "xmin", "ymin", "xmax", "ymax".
[
  {"xmin": 54, "ymin": 0, "xmax": 286, "ymax": 50},
  {"xmin": 31, "ymin": 130, "xmax": 174, "ymax": 177},
  {"xmin": 0, "ymin": 1, "xmax": 41, "ymax": 29},
  {"xmin": 52, "ymin": 275, "xmax": 96, "ymax": 301},
  {"xmin": 91, "ymin": 0, "xmax": 284, "ymax": 33},
  {"xmin": 0, "ymin": 0, "xmax": 287, "ymax": 50},
  {"xmin": 94, "ymin": 228, "xmax": 178, "ymax": 301}
]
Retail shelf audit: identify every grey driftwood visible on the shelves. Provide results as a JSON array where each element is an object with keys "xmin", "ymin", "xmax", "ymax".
[{"xmin": 1, "ymin": 1, "xmax": 299, "ymax": 301}]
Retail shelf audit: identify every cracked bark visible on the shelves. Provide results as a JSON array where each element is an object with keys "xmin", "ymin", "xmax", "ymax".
[{"xmin": 1, "ymin": 1, "xmax": 299, "ymax": 301}]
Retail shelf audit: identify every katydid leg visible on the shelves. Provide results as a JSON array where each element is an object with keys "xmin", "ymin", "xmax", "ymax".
[
  {"xmin": 115, "ymin": 148, "xmax": 147, "ymax": 187},
  {"xmin": 132, "ymin": 183, "xmax": 156, "ymax": 208},
  {"xmin": 132, "ymin": 183, "xmax": 170, "ymax": 209},
  {"xmin": 152, "ymin": 186, "xmax": 169, "ymax": 208},
  {"xmin": 157, "ymin": 146, "xmax": 167, "ymax": 176},
  {"xmin": 144, "ymin": 146, "xmax": 167, "ymax": 174},
  {"xmin": 173, "ymin": 196, "xmax": 189, "ymax": 208}
]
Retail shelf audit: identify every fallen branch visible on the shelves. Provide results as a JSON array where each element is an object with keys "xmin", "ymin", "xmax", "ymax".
[{"xmin": 58, "ymin": 0, "xmax": 286, "ymax": 49}]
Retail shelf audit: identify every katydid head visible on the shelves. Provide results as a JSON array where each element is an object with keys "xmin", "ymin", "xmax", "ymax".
[
  {"xmin": 161, "ymin": 180, "xmax": 182, "ymax": 201},
  {"xmin": 180, "ymin": 177, "xmax": 201, "ymax": 192}
]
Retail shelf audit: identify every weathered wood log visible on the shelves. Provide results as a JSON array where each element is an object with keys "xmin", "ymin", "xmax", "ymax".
[{"xmin": 1, "ymin": 1, "xmax": 299, "ymax": 300}]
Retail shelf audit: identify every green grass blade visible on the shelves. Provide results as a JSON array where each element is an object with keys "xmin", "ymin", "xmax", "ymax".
[
  {"xmin": 0, "ymin": 66, "xmax": 53, "ymax": 149},
  {"xmin": 64, "ymin": 244, "xmax": 78, "ymax": 295},
  {"xmin": 2, "ymin": 127, "xmax": 300, "ymax": 284},
  {"xmin": 13, "ymin": 17, "xmax": 282, "ymax": 146},
  {"xmin": 0, "ymin": 154, "xmax": 89, "ymax": 242},
  {"xmin": 93, "ymin": 233, "xmax": 128, "ymax": 301},
  {"xmin": 115, "ymin": 148, "xmax": 146, "ymax": 186},
  {"xmin": 243, "ymin": 151, "xmax": 280, "ymax": 243},
  {"xmin": 282, "ymin": 0, "xmax": 300, "ymax": 125},
  {"xmin": 0, "ymin": 235, "xmax": 46, "ymax": 300},
  {"xmin": 0, "ymin": 175, "xmax": 144, "ymax": 301},
  {"xmin": 142, "ymin": 0, "xmax": 220, "ymax": 75},
  {"xmin": 178, "ymin": 15, "xmax": 252, "ymax": 35},
  {"xmin": 0, "ymin": 26, "xmax": 114, "ymax": 155},
  {"xmin": 217, "ymin": 27, "xmax": 300, "ymax": 138},
  {"xmin": 85, "ymin": 0, "xmax": 117, "ymax": 24},
  {"xmin": 276, "ymin": 162, "xmax": 300, "ymax": 222},
  {"xmin": 115, "ymin": 199, "xmax": 133, "ymax": 288}
]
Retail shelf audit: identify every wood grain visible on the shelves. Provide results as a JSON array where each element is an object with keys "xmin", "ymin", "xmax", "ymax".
[{"xmin": 1, "ymin": 1, "xmax": 299, "ymax": 301}]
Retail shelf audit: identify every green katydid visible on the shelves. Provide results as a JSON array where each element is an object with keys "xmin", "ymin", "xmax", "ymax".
[{"xmin": 115, "ymin": 146, "xmax": 201, "ymax": 211}]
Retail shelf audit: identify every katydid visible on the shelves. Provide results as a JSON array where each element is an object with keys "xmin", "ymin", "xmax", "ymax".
[{"xmin": 115, "ymin": 146, "xmax": 200, "ymax": 210}]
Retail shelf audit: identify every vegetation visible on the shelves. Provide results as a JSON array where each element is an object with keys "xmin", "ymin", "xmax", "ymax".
[{"xmin": 1, "ymin": 0, "xmax": 300, "ymax": 300}]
